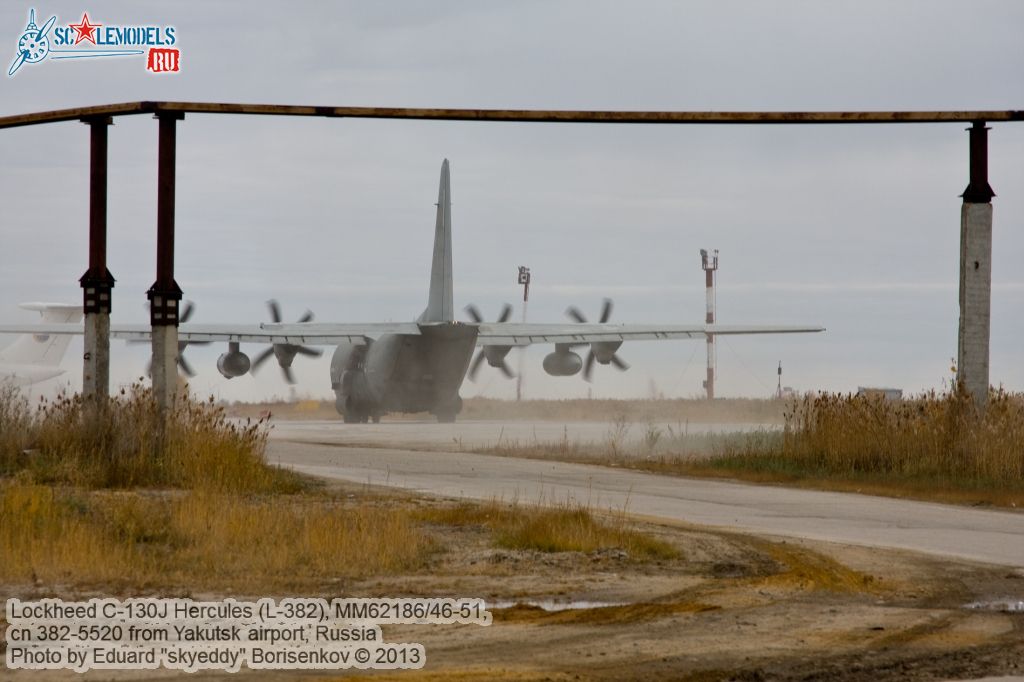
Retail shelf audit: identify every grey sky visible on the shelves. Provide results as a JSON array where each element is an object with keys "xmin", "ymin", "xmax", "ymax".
[{"xmin": 2, "ymin": 1, "xmax": 1022, "ymax": 402}]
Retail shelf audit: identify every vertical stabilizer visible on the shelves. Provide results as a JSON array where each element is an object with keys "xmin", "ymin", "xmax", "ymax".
[
  {"xmin": 419, "ymin": 159, "xmax": 454, "ymax": 323},
  {"xmin": 0, "ymin": 303, "xmax": 82, "ymax": 366}
]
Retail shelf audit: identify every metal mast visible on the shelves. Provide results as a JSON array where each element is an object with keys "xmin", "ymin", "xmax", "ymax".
[{"xmin": 700, "ymin": 249, "xmax": 718, "ymax": 400}]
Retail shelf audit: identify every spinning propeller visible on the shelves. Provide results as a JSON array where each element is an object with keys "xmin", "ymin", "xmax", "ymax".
[
  {"xmin": 464, "ymin": 303, "xmax": 515, "ymax": 380},
  {"xmin": 251, "ymin": 300, "xmax": 323, "ymax": 384},
  {"xmin": 565, "ymin": 298, "xmax": 630, "ymax": 382},
  {"xmin": 135, "ymin": 301, "xmax": 209, "ymax": 378}
]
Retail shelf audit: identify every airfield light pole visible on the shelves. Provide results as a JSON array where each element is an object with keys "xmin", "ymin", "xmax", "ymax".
[
  {"xmin": 147, "ymin": 112, "xmax": 185, "ymax": 414},
  {"xmin": 700, "ymin": 249, "xmax": 718, "ymax": 400},
  {"xmin": 516, "ymin": 266, "xmax": 531, "ymax": 401},
  {"xmin": 79, "ymin": 115, "xmax": 115, "ymax": 403},
  {"xmin": 958, "ymin": 121, "xmax": 995, "ymax": 410}
]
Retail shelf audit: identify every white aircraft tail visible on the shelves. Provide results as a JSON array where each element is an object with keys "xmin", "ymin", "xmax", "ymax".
[{"xmin": 0, "ymin": 303, "xmax": 82, "ymax": 366}]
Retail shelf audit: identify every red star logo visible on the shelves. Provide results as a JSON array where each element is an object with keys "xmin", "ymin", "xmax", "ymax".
[{"xmin": 68, "ymin": 12, "xmax": 101, "ymax": 45}]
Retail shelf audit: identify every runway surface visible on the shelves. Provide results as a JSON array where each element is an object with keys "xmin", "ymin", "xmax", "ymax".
[
  {"xmin": 267, "ymin": 420, "xmax": 1024, "ymax": 568},
  {"xmin": 270, "ymin": 419, "xmax": 769, "ymax": 451}
]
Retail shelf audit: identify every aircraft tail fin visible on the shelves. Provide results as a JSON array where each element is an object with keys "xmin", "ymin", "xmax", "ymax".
[
  {"xmin": 419, "ymin": 159, "xmax": 455, "ymax": 323},
  {"xmin": 0, "ymin": 303, "xmax": 82, "ymax": 366}
]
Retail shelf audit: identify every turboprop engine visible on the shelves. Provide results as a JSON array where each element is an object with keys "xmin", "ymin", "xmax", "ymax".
[{"xmin": 216, "ymin": 342, "xmax": 251, "ymax": 379}]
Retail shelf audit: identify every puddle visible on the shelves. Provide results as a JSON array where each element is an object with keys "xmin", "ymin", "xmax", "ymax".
[
  {"xmin": 488, "ymin": 600, "xmax": 627, "ymax": 612},
  {"xmin": 964, "ymin": 599, "xmax": 1024, "ymax": 612}
]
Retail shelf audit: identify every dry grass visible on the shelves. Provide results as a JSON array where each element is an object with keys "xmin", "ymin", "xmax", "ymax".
[
  {"xmin": 0, "ymin": 385, "xmax": 432, "ymax": 589},
  {"xmin": 0, "ymin": 481, "xmax": 433, "ymax": 589},
  {"xmin": 0, "ymin": 383, "xmax": 301, "ymax": 493},
  {"xmin": 422, "ymin": 500, "xmax": 679, "ymax": 560},
  {"xmin": 478, "ymin": 389, "xmax": 1024, "ymax": 508},
  {"xmin": 689, "ymin": 388, "xmax": 1024, "ymax": 506},
  {"xmin": 0, "ymin": 385, "xmax": 679, "ymax": 590}
]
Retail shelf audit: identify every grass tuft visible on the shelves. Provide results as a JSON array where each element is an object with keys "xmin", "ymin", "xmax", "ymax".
[{"xmin": 423, "ymin": 500, "xmax": 678, "ymax": 560}]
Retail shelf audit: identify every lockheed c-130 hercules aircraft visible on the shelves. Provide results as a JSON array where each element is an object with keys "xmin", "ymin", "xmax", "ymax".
[{"xmin": 0, "ymin": 160, "xmax": 824, "ymax": 422}]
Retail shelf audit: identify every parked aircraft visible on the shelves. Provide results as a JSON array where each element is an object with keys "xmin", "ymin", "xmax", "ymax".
[
  {"xmin": 0, "ymin": 160, "xmax": 824, "ymax": 421},
  {"xmin": 0, "ymin": 303, "xmax": 82, "ymax": 387}
]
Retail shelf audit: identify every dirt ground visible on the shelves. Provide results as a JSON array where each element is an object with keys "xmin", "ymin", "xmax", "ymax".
[{"xmin": 3, "ymin": 478, "xmax": 1023, "ymax": 682}]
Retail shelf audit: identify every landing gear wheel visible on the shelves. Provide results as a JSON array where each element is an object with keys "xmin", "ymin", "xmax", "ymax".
[
  {"xmin": 371, "ymin": 415, "xmax": 381, "ymax": 424},
  {"xmin": 343, "ymin": 412, "xmax": 360, "ymax": 424},
  {"xmin": 435, "ymin": 411, "xmax": 456, "ymax": 424}
]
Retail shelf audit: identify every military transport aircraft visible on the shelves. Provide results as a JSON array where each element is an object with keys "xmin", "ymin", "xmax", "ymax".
[{"xmin": 0, "ymin": 160, "xmax": 823, "ymax": 422}]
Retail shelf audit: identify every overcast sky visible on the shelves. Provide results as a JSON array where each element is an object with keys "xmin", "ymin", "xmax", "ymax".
[{"xmin": 2, "ymin": 1, "xmax": 1023, "ymax": 403}]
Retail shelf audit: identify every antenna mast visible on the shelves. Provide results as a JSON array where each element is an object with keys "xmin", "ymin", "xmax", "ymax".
[{"xmin": 700, "ymin": 249, "xmax": 718, "ymax": 400}]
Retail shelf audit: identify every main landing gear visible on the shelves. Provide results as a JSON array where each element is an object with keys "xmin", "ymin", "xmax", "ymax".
[{"xmin": 341, "ymin": 409, "xmax": 381, "ymax": 424}]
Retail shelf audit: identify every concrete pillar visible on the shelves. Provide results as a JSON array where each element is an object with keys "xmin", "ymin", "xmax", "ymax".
[
  {"xmin": 79, "ymin": 116, "xmax": 114, "ymax": 402},
  {"xmin": 957, "ymin": 122, "xmax": 995, "ymax": 409},
  {"xmin": 150, "ymin": 324, "xmax": 179, "ymax": 412},
  {"xmin": 82, "ymin": 312, "xmax": 109, "ymax": 397}
]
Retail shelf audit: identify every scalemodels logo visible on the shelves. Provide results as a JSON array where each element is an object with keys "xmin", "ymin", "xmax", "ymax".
[{"xmin": 8, "ymin": 7, "xmax": 179, "ymax": 77}]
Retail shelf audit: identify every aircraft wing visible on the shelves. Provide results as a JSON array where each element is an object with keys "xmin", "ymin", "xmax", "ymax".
[
  {"xmin": 0, "ymin": 322, "xmax": 422, "ymax": 345},
  {"xmin": 0, "ymin": 321, "xmax": 824, "ymax": 347},
  {"xmin": 475, "ymin": 323, "xmax": 826, "ymax": 346}
]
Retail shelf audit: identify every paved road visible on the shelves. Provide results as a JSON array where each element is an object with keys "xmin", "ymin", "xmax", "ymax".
[{"xmin": 267, "ymin": 426, "xmax": 1024, "ymax": 568}]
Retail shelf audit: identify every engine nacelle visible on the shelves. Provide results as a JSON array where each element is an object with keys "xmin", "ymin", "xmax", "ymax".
[
  {"xmin": 483, "ymin": 345, "xmax": 512, "ymax": 367},
  {"xmin": 217, "ymin": 350, "xmax": 251, "ymax": 379},
  {"xmin": 543, "ymin": 350, "xmax": 583, "ymax": 376},
  {"xmin": 591, "ymin": 340, "xmax": 623, "ymax": 365}
]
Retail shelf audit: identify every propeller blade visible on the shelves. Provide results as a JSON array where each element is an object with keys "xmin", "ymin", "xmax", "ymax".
[
  {"xmin": 281, "ymin": 365, "xmax": 296, "ymax": 385},
  {"xmin": 36, "ymin": 15, "xmax": 57, "ymax": 41},
  {"xmin": 8, "ymin": 50, "xmax": 28, "ymax": 77},
  {"xmin": 294, "ymin": 345, "xmax": 322, "ymax": 358},
  {"xmin": 583, "ymin": 351, "xmax": 596, "ymax": 382},
  {"xmin": 600, "ymin": 298, "xmax": 613, "ymax": 324},
  {"xmin": 497, "ymin": 303, "xmax": 513, "ymax": 323},
  {"xmin": 251, "ymin": 347, "xmax": 275, "ymax": 371},
  {"xmin": 468, "ymin": 350, "xmax": 486, "ymax": 381},
  {"xmin": 498, "ymin": 361, "xmax": 515, "ymax": 379},
  {"xmin": 297, "ymin": 310, "xmax": 314, "ymax": 323},
  {"xmin": 177, "ymin": 354, "xmax": 196, "ymax": 378},
  {"xmin": 566, "ymin": 306, "xmax": 587, "ymax": 324},
  {"xmin": 610, "ymin": 354, "xmax": 630, "ymax": 371},
  {"xmin": 180, "ymin": 301, "xmax": 194, "ymax": 324},
  {"xmin": 464, "ymin": 304, "xmax": 483, "ymax": 324},
  {"xmin": 267, "ymin": 300, "xmax": 282, "ymax": 323}
]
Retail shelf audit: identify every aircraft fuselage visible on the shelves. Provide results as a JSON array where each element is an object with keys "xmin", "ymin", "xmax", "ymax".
[{"xmin": 330, "ymin": 323, "xmax": 478, "ymax": 422}]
